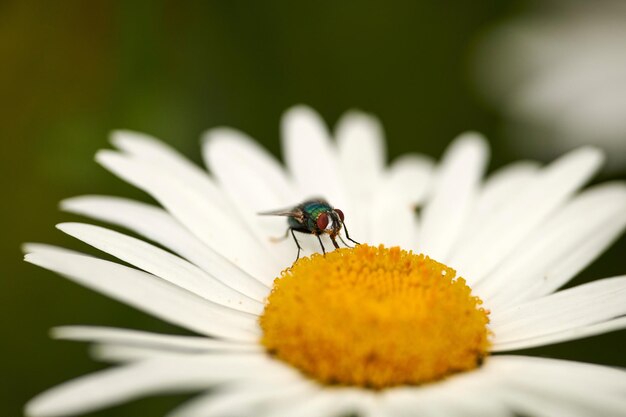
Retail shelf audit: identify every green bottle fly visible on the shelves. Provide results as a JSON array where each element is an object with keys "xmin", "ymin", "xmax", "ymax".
[{"xmin": 259, "ymin": 198, "xmax": 360, "ymax": 261}]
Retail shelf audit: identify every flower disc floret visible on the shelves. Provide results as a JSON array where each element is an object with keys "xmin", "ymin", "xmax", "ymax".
[{"xmin": 260, "ymin": 244, "xmax": 491, "ymax": 388}]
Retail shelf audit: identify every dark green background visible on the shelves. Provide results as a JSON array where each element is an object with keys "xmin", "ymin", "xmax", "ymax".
[{"xmin": 2, "ymin": 2, "xmax": 624, "ymax": 416}]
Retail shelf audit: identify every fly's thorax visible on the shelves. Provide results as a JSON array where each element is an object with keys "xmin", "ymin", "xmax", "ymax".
[
  {"xmin": 303, "ymin": 201, "xmax": 332, "ymax": 218},
  {"xmin": 301, "ymin": 201, "xmax": 334, "ymax": 231}
]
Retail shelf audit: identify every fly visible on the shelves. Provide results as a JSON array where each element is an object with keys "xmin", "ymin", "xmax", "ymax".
[{"xmin": 259, "ymin": 198, "xmax": 360, "ymax": 261}]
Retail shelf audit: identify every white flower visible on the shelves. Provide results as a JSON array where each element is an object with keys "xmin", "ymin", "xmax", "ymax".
[
  {"xmin": 25, "ymin": 106, "xmax": 626, "ymax": 417},
  {"xmin": 473, "ymin": 1, "xmax": 626, "ymax": 170}
]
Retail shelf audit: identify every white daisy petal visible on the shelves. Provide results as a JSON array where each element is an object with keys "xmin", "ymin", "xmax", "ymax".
[
  {"xmin": 83, "ymin": 333, "xmax": 261, "ymax": 363},
  {"xmin": 111, "ymin": 131, "xmax": 289, "ymax": 273},
  {"xmin": 25, "ymin": 354, "xmax": 297, "ymax": 417},
  {"xmin": 369, "ymin": 154, "xmax": 434, "ymax": 248},
  {"xmin": 491, "ymin": 356, "xmax": 626, "ymax": 417},
  {"xmin": 23, "ymin": 244, "xmax": 259, "ymax": 341},
  {"xmin": 500, "ymin": 385, "xmax": 622, "ymax": 417},
  {"xmin": 96, "ymin": 150, "xmax": 279, "ymax": 283},
  {"xmin": 335, "ymin": 111, "xmax": 386, "ymax": 189},
  {"xmin": 382, "ymin": 153, "xmax": 434, "ymax": 207},
  {"xmin": 454, "ymin": 161, "xmax": 540, "ymax": 246},
  {"xmin": 452, "ymin": 147, "xmax": 604, "ymax": 284},
  {"xmin": 490, "ymin": 276, "xmax": 626, "ymax": 344},
  {"xmin": 491, "ymin": 316, "xmax": 626, "ymax": 352},
  {"xmin": 477, "ymin": 182, "xmax": 626, "ymax": 306},
  {"xmin": 203, "ymin": 128, "xmax": 297, "ymax": 209},
  {"xmin": 490, "ymin": 354, "xmax": 626, "ymax": 390},
  {"xmin": 89, "ymin": 344, "xmax": 188, "ymax": 363},
  {"xmin": 263, "ymin": 388, "xmax": 373, "ymax": 417},
  {"xmin": 529, "ymin": 225, "xmax": 626, "ymax": 301},
  {"xmin": 88, "ymin": 340, "xmax": 256, "ymax": 364},
  {"xmin": 61, "ymin": 195, "xmax": 269, "ymax": 300},
  {"xmin": 417, "ymin": 132, "xmax": 489, "ymax": 262},
  {"xmin": 202, "ymin": 127, "xmax": 298, "ymax": 265},
  {"xmin": 52, "ymin": 326, "xmax": 261, "ymax": 353},
  {"xmin": 360, "ymin": 398, "xmax": 393, "ymax": 417},
  {"xmin": 256, "ymin": 390, "xmax": 338, "ymax": 417},
  {"xmin": 369, "ymin": 203, "xmax": 420, "ymax": 249},
  {"xmin": 167, "ymin": 381, "xmax": 314, "ymax": 417},
  {"xmin": 383, "ymin": 393, "xmax": 508, "ymax": 417},
  {"xmin": 381, "ymin": 367, "xmax": 510, "ymax": 417},
  {"xmin": 336, "ymin": 111, "xmax": 386, "ymax": 241},
  {"xmin": 281, "ymin": 106, "xmax": 347, "ymax": 208},
  {"xmin": 110, "ymin": 130, "xmax": 231, "ymax": 212},
  {"xmin": 56, "ymin": 222, "xmax": 263, "ymax": 315}
]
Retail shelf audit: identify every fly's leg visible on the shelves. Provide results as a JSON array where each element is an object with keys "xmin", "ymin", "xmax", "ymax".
[
  {"xmin": 329, "ymin": 235, "xmax": 340, "ymax": 250},
  {"xmin": 316, "ymin": 234, "xmax": 327, "ymax": 255},
  {"xmin": 338, "ymin": 235, "xmax": 353, "ymax": 248},
  {"xmin": 270, "ymin": 227, "xmax": 291, "ymax": 243},
  {"xmin": 341, "ymin": 222, "xmax": 360, "ymax": 245},
  {"xmin": 290, "ymin": 228, "xmax": 303, "ymax": 261}
]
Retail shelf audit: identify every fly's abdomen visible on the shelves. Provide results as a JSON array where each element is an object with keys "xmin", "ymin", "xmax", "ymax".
[{"xmin": 288, "ymin": 216, "xmax": 302, "ymax": 229}]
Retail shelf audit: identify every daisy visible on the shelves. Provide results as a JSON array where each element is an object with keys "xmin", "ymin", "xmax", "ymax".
[
  {"xmin": 25, "ymin": 106, "xmax": 626, "ymax": 417},
  {"xmin": 473, "ymin": 0, "xmax": 626, "ymax": 170}
]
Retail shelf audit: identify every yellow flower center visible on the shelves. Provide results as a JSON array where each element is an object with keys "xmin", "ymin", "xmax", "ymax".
[{"xmin": 260, "ymin": 244, "xmax": 490, "ymax": 389}]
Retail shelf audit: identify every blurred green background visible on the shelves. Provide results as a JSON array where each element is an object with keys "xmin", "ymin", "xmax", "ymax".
[{"xmin": 1, "ymin": 1, "xmax": 624, "ymax": 416}]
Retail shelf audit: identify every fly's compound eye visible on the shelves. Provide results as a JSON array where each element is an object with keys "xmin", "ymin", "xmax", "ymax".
[
  {"xmin": 316, "ymin": 213, "xmax": 329, "ymax": 230},
  {"xmin": 334, "ymin": 209, "xmax": 345, "ymax": 222}
]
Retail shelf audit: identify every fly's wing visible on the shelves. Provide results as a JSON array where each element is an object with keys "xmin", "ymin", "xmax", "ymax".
[
  {"xmin": 257, "ymin": 207, "xmax": 298, "ymax": 216},
  {"xmin": 258, "ymin": 206, "xmax": 306, "ymax": 224}
]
